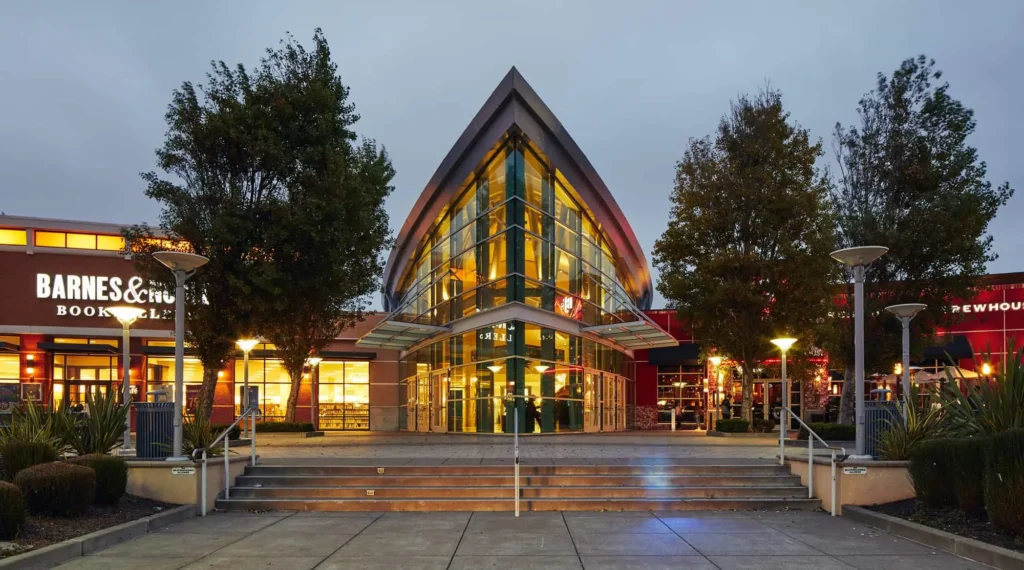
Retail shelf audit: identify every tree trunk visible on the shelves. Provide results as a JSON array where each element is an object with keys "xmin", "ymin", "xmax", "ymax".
[
  {"xmin": 741, "ymin": 366, "xmax": 754, "ymax": 424},
  {"xmin": 838, "ymin": 363, "xmax": 855, "ymax": 424},
  {"xmin": 284, "ymin": 369, "xmax": 302, "ymax": 423},
  {"xmin": 198, "ymin": 366, "xmax": 218, "ymax": 420}
]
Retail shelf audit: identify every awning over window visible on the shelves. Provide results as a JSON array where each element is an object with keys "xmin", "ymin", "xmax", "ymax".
[
  {"xmin": 140, "ymin": 346, "xmax": 197, "ymax": 357},
  {"xmin": 646, "ymin": 343, "xmax": 701, "ymax": 366},
  {"xmin": 37, "ymin": 342, "xmax": 117, "ymax": 354},
  {"xmin": 918, "ymin": 335, "xmax": 973, "ymax": 365},
  {"xmin": 356, "ymin": 320, "xmax": 450, "ymax": 350},
  {"xmin": 581, "ymin": 319, "xmax": 679, "ymax": 350},
  {"xmin": 0, "ymin": 341, "xmax": 19, "ymax": 353}
]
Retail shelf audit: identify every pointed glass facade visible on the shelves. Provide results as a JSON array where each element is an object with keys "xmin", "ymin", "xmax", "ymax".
[{"xmin": 360, "ymin": 69, "xmax": 674, "ymax": 433}]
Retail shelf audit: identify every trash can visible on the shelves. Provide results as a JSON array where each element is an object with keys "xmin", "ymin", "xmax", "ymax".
[
  {"xmin": 135, "ymin": 402, "xmax": 174, "ymax": 459},
  {"xmin": 864, "ymin": 401, "xmax": 898, "ymax": 458}
]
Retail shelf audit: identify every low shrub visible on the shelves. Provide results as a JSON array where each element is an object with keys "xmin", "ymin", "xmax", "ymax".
[
  {"xmin": 715, "ymin": 418, "xmax": 749, "ymax": 433},
  {"xmin": 66, "ymin": 454, "xmax": 128, "ymax": 505},
  {"xmin": 0, "ymin": 481, "xmax": 25, "ymax": 539},
  {"xmin": 946, "ymin": 437, "xmax": 988, "ymax": 516},
  {"xmin": 256, "ymin": 422, "xmax": 314, "ymax": 433},
  {"xmin": 751, "ymin": 417, "xmax": 776, "ymax": 433},
  {"xmin": 797, "ymin": 422, "xmax": 856, "ymax": 442},
  {"xmin": 908, "ymin": 438, "xmax": 958, "ymax": 508},
  {"xmin": 984, "ymin": 429, "xmax": 1024, "ymax": 536},
  {"xmin": 15, "ymin": 462, "xmax": 96, "ymax": 516},
  {"xmin": 1, "ymin": 441, "xmax": 58, "ymax": 481},
  {"xmin": 210, "ymin": 424, "xmax": 242, "ymax": 440},
  {"xmin": 875, "ymin": 400, "xmax": 944, "ymax": 460}
]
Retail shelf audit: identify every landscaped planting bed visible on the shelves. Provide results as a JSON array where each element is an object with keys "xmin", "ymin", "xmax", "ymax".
[
  {"xmin": 0, "ymin": 494, "xmax": 174, "ymax": 559},
  {"xmin": 867, "ymin": 498, "xmax": 1024, "ymax": 554}
]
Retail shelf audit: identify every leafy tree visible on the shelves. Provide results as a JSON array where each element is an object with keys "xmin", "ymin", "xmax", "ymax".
[
  {"xmin": 253, "ymin": 35, "xmax": 395, "ymax": 422},
  {"xmin": 830, "ymin": 56, "xmax": 1014, "ymax": 423},
  {"xmin": 654, "ymin": 89, "xmax": 839, "ymax": 423}
]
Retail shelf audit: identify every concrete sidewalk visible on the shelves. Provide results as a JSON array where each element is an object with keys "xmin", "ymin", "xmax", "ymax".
[{"xmin": 56, "ymin": 510, "xmax": 991, "ymax": 569}]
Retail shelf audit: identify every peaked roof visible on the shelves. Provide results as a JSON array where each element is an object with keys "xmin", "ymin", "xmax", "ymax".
[{"xmin": 383, "ymin": 67, "xmax": 653, "ymax": 310}]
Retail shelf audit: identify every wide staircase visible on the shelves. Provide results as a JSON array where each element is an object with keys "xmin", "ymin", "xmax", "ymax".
[{"xmin": 216, "ymin": 463, "xmax": 819, "ymax": 512}]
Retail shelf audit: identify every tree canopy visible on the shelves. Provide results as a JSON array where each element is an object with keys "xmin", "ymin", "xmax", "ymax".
[
  {"xmin": 126, "ymin": 29, "xmax": 393, "ymax": 421},
  {"xmin": 654, "ymin": 88, "xmax": 839, "ymax": 422},
  {"xmin": 830, "ymin": 55, "xmax": 1014, "ymax": 422}
]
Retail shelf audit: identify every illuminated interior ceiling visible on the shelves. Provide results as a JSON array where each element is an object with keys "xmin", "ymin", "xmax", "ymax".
[
  {"xmin": 356, "ymin": 320, "xmax": 450, "ymax": 350},
  {"xmin": 582, "ymin": 319, "xmax": 679, "ymax": 350}
]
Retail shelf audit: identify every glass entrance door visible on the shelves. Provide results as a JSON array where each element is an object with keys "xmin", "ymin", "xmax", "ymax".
[
  {"xmin": 430, "ymin": 372, "xmax": 447, "ymax": 433},
  {"xmin": 416, "ymin": 375, "xmax": 430, "ymax": 432},
  {"xmin": 584, "ymin": 372, "xmax": 600, "ymax": 432},
  {"xmin": 53, "ymin": 354, "xmax": 119, "ymax": 410}
]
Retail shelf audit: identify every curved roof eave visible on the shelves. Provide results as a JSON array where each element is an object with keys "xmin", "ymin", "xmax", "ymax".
[{"xmin": 384, "ymin": 67, "xmax": 652, "ymax": 310}]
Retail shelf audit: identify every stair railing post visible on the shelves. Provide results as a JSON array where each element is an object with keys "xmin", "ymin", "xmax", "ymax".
[
  {"xmin": 779, "ymin": 408, "xmax": 785, "ymax": 466},
  {"xmin": 200, "ymin": 449, "xmax": 207, "ymax": 517},
  {"xmin": 514, "ymin": 395, "xmax": 520, "ymax": 518},
  {"xmin": 224, "ymin": 436, "xmax": 230, "ymax": 499},
  {"xmin": 831, "ymin": 449, "xmax": 837, "ymax": 516},
  {"xmin": 808, "ymin": 435, "xmax": 814, "ymax": 499},
  {"xmin": 251, "ymin": 410, "xmax": 257, "ymax": 466}
]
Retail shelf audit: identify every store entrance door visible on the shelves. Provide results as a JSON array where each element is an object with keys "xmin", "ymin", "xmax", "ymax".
[
  {"xmin": 430, "ymin": 372, "xmax": 447, "ymax": 433},
  {"xmin": 583, "ymin": 372, "xmax": 600, "ymax": 432},
  {"xmin": 63, "ymin": 381, "xmax": 112, "ymax": 407}
]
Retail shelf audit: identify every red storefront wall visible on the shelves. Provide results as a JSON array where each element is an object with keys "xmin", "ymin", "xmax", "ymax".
[
  {"xmin": 635, "ymin": 310, "xmax": 698, "ymax": 408},
  {"xmin": 938, "ymin": 280, "xmax": 1024, "ymax": 370}
]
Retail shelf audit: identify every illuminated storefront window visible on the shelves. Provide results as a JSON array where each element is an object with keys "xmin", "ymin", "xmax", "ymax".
[
  {"xmin": 146, "ymin": 356, "xmax": 204, "ymax": 405},
  {"xmin": 233, "ymin": 358, "xmax": 291, "ymax": 421},
  {"xmin": 317, "ymin": 361, "xmax": 369, "ymax": 430}
]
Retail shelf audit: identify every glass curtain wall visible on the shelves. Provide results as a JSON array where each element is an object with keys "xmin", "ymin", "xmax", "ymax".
[
  {"xmin": 400, "ymin": 321, "xmax": 632, "ymax": 433},
  {"xmin": 391, "ymin": 137, "xmax": 644, "ymax": 330},
  {"xmin": 317, "ymin": 361, "xmax": 370, "ymax": 430}
]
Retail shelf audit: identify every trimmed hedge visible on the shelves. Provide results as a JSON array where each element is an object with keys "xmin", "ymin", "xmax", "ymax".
[
  {"xmin": 985, "ymin": 429, "xmax": 1024, "ymax": 536},
  {"xmin": 256, "ymin": 422, "xmax": 314, "ymax": 433},
  {"xmin": 15, "ymin": 462, "xmax": 96, "ymax": 516},
  {"xmin": 797, "ymin": 422, "xmax": 856, "ymax": 442},
  {"xmin": 947, "ymin": 437, "xmax": 988, "ymax": 516},
  {"xmin": 908, "ymin": 438, "xmax": 958, "ymax": 508},
  {"xmin": 751, "ymin": 417, "xmax": 776, "ymax": 433},
  {"xmin": 715, "ymin": 419, "xmax": 749, "ymax": 433},
  {"xmin": 1, "ymin": 441, "xmax": 58, "ymax": 481},
  {"xmin": 210, "ymin": 424, "xmax": 242, "ymax": 440},
  {"xmin": 0, "ymin": 481, "xmax": 25, "ymax": 539},
  {"xmin": 66, "ymin": 454, "xmax": 128, "ymax": 505}
]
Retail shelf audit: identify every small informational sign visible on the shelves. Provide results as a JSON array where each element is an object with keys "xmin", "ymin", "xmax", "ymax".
[
  {"xmin": 377, "ymin": 467, "xmax": 385, "ymax": 474},
  {"xmin": 843, "ymin": 467, "xmax": 868, "ymax": 475},
  {"xmin": 171, "ymin": 467, "xmax": 196, "ymax": 476},
  {"xmin": 366, "ymin": 490, "xmax": 375, "ymax": 496}
]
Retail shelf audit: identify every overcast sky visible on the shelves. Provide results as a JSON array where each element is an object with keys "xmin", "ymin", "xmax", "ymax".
[{"xmin": 1, "ymin": 1, "xmax": 1021, "ymax": 309}]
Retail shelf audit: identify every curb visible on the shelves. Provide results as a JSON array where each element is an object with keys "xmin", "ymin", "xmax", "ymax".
[
  {"xmin": 843, "ymin": 505, "xmax": 1024, "ymax": 570},
  {"xmin": 706, "ymin": 431, "xmax": 776, "ymax": 438},
  {"xmin": 0, "ymin": 504, "xmax": 194, "ymax": 570}
]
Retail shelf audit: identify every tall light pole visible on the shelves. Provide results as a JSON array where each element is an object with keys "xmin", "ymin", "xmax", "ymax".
[
  {"xmin": 236, "ymin": 339, "xmax": 259, "ymax": 439},
  {"xmin": 108, "ymin": 306, "xmax": 147, "ymax": 454},
  {"xmin": 307, "ymin": 356, "xmax": 322, "ymax": 431},
  {"xmin": 154, "ymin": 251, "xmax": 210, "ymax": 460},
  {"xmin": 884, "ymin": 304, "xmax": 926, "ymax": 403},
  {"xmin": 771, "ymin": 338, "xmax": 797, "ymax": 430},
  {"xmin": 831, "ymin": 246, "xmax": 888, "ymax": 458}
]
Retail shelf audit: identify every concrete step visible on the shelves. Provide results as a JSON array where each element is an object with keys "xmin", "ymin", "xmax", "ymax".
[
  {"xmin": 233, "ymin": 474, "xmax": 802, "ymax": 488},
  {"xmin": 227, "ymin": 485, "xmax": 808, "ymax": 500},
  {"xmin": 241, "ymin": 464, "xmax": 789, "ymax": 477},
  {"xmin": 215, "ymin": 497, "xmax": 822, "ymax": 512}
]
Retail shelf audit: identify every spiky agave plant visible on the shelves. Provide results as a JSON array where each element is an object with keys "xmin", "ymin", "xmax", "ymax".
[
  {"xmin": 57, "ymin": 390, "xmax": 130, "ymax": 455},
  {"xmin": 0, "ymin": 402, "xmax": 65, "ymax": 451},
  {"xmin": 936, "ymin": 343, "xmax": 1024, "ymax": 437},
  {"xmin": 876, "ymin": 385, "xmax": 945, "ymax": 460}
]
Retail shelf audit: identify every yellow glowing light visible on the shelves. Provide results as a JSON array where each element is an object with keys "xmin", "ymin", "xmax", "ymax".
[
  {"xmin": 534, "ymin": 365, "xmax": 550, "ymax": 374},
  {"xmin": 26, "ymin": 354, "xmax": 34, "ymax": 362},
  {"xmin": 771, "ymin": 337, "xmax": 797, "ymax": 352},
  {"xmin": 487, "ymin": 364, "xmax": 503, "ymax": 373},
  {"xmin": 981, "ymin": 362, "xmax": 992, "ymax": 376},
  {"xmin": 26, "ymin": 367, "xmax": 35, "ymax": 376},
  {"xmin": 894, "ymin": 363, "xmax": 902, "ymax": 375},
  {"xmin": 217, "ymin": 370, "xmax": 225, "ymax": 378},
  {"xmin": 708, "ymin": 356, "xmax": 722, "ymax": 367},
  {"xmin": 236, "ymin": 338, "xmax": 259, "ymax": 353}
]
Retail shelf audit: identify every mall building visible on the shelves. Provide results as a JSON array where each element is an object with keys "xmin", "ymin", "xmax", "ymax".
[{"xmin": 2, "ymin": 68, "xmax": 1021, "ymax": 433}]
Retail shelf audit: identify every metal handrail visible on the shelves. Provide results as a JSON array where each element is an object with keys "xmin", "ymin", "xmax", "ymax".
[
  {"xmin": 192, "ymin": 407, "xmax": 262, "ymax": 517},
  {"xmin": 779, "ymin": 406, "xmax": 846, "ymax": 516},
  {"xmin": 502, "ymin": 394, "xmax": 523, "ymax": 517}
]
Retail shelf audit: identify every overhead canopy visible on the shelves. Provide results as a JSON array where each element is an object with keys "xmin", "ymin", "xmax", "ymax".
[
  {"xmin": 646, "ymin": 343, "xmax": 701, "ymax": 366},
  {"xmin": 37, "ymin": 342, "xmax": 116, "ymax": 354},
  {"xmin": 581, "ymin": 320, "xmax": 678, "ymax": 350},
  {"xmin": 918, "ymin": 335, "xmax": 973, "ymax": 364},
  {"xmin": 356, "ymin": 320, "xmax": 450, "ymax": 350}
]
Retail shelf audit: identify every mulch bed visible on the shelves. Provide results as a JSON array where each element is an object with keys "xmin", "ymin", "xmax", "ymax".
[
  {"xmin": 868, "ymin": 498, "xmax": 1024, "ymax": 553},
  {"xmin": 0, "ymin": 495, "xmax": 176, "ymax": 559}
]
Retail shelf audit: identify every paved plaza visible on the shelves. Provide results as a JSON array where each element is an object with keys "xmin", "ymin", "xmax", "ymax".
[{"xmin": 56, "ymin": 510, "xmax": 991, "ymax": 569}]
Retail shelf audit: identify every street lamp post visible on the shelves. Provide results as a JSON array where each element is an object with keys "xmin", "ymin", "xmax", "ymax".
[
  {"xmin": 831, "ymin": 246, "xmax": 888, "ymax": 458},
  {"xmin": 884, "ymin": 304, "xmax": 927, "ymax": 403},
  {"xmin": 771, "ymin": 338, "xmax": 797, "ymax": 431},
  {"xmin": 154, "ymin": 251, "xmax": 210, "ymax": 460},
  {"xmin": 307, "ymin": 356, "xmax": 322, "ymax": 431},
  {"xmin": 236, "ymin": 339, "xmax": 259, "ymax": 439},
  {"xmin": 108, "ymin": 306, "xmax": 147, "ymax": 454}
]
